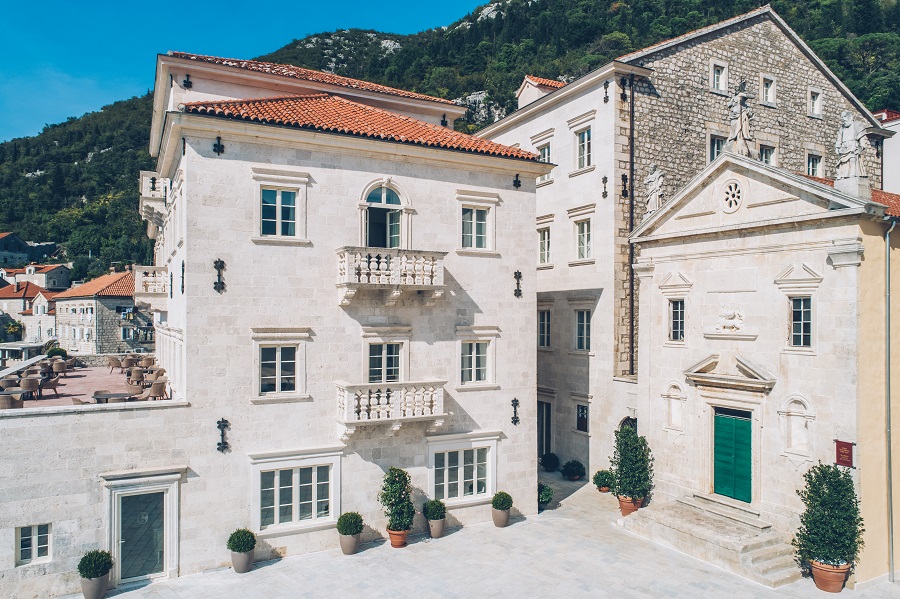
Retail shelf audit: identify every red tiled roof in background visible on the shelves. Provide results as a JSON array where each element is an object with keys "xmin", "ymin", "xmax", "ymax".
[
  {"xmin": 525, "ymin": 75, "xmax": 566, "ymax": 89},
  {"xmin": 54, "ymin": 271, "xmax": 134, "ymax": 300},
  {"xmin": 183, "ymin": 94, "xmax": 539, "ymax": 161},
  {"xmin": 0, "ymin": 281, "xmax": 47, "ymax": 300},
  {"xmin": 874, "ymin": 109, "xmax": 900, "ymax": 124},
  {"xmin": 170, "ymin": 52, "xmax": 457, "ymax": 106},
  {"xmin": 0, "ymin": 232, "xmax": 14, "ymax": 240},
  {"xmin": 801, "ymin": 174, "xmax": 900, "ymax": 217}
]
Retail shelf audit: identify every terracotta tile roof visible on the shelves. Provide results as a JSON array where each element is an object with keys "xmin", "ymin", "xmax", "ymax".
[
  {"xmin": 170, "ymin": 51, "xmax": 457, "ymax": 106},
  {"xmin": 1, "ymin": 268, "xmax": 24, "ymax": 276},
  {"xmin": 54, "ymin": 271, "xmax": 134, "ymax": 300},
  {"xmin": 0, "ymin": 281, "xmax": 46, "ymax": 300},
  {"xmin": 0, "ymin": 232, "xmax": 14, "ymax": 240},
  {"xmin": 800, "ymin": 174, "xmax": 900, "ymax": 217},
  {"xmin": 874, "ymin": 109, "xmax": 900, "ymax": 124},
  {"xmin": 525, "ymin": 75, "xmax": 566, "ymax": 89},
  {"xmin": 182, "ymin": 94, "xmax": 538, "ymax": 161},
  {"xmin": 35, "ymin": 264, "xmax": 67, "ymax": 273}
]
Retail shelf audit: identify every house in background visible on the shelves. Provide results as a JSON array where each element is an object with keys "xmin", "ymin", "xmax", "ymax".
[
  {"xmin": 875, "ymin": 109, "xmax": 900, "ymax": 194},
  {"xmin": 20, "ymin": 290, "xmax": 57, "ymax": 343},
  {"xmin": 0, "ymin": 282, "xmax": 47, "ymax": 320},
  {"xmin": 0, "ymin": 233, "xmax": 57, "ymax": 267},
  {"xmin": 2, "ymin": 263, "xmax": 71, "ymax": 291}
]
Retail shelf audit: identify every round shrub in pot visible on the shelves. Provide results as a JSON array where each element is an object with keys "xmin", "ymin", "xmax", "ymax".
[
  {"xmin": 491, "ymin": 491, "xmax": 513, "ymax": 528},
  {"xmin": 538, "ymin": 483, "xmax": 554, "ymax": 509},
  {"xmin": 78, "ymin": 549, "xmax": 113, "ymax": 599},
  {"xmin": 592, "ymin": 469, "xmax": 614, "ymax": 492},
  {"xmin": 540, "ymin": 452, "xmax": 560, "ymax": 472},
  {"xmin": 336, "ymin": 511, "xmax": 364, "ymax": 555},
  {"xmin": 226, "ymin": 528, "xmax": 256, "ymax": 573},
  {"xmin": 423, "ymin": 499, "xmax": 447, "ymax": 539},
  {"xmin": 562, "ymin": 460, "xmax": 586, "ymax": 481}
]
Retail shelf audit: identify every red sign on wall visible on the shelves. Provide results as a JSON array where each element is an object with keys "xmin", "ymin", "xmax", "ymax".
[{"xmin": 835, "ymin": 440, "xmax": 854, "ymax": 468}]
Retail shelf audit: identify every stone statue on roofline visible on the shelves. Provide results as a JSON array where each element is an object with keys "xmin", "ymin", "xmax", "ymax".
[
  {"xmin": 644, "ymin": 165, "xmax": 665, "ymax": 215},
  {"xmin": 834, "ymin": 111, "xmax": 872, "ymax": 199},
  {"xmin": 726, "ymin": 80, "xmax": 757, "ymax": 159}
]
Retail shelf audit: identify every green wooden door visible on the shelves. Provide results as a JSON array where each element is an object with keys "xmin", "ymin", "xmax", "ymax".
[{"xmin": 713, "ymin": 409, "xmax": 752, "ymax": 503}]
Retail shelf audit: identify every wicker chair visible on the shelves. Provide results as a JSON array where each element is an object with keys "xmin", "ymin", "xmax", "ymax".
[
  {"xmin": 108, "ymin": 395, "xmax": 130, "ymax": 403},
  {"xmin": 19, "ymin": 378, "xmax": 40, "ymax": 400},
  {"xmin": 71, "ymin": 398, "xmax": 89, "ymax": 405},
  {"xmin": 139, "ymin": 356, "xmax": 154, "ymax": 368},
  {"xmin": 0, "ymin": 396, "xmax": 23, "ymax": 409},
  {"xmin": 124, "ymin": 382, "xmax": 143, "ymax": 396},
  {"xmin": 122, "ymin": 357, "xmax": 137, "ymax": 369},
  {"xmin": 0, "ymin": 378, "xmax": 18, "ymax": 390},
  {"xmin": 107, "ymin": 356, "xmax": 124, "ymax": 374},
  {"xmin": 65, "ymin": 357, "xmax": 77, "ymax": 370},
  {"xmin": 51, "ymin": 361, "xmax": 67, "ymax": 378},
  {"xmin": 41, "ymin": 375, "xmax": 61, "ymax": 398},
  {"xmin": 128, "ymin": 369, "xmax": 145, "ymax": 387},
  {"xmin": 148, "ymin": 380, "xmax": 169, "ymax": 400}
]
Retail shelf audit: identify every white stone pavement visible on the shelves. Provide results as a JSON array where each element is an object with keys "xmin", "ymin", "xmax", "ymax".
[{"xmin": 71, "ymin": 473, "xmax": 900, "ymax": 599}]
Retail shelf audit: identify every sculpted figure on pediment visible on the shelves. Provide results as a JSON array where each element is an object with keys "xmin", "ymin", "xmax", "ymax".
[
  {"xmin": 644, "ymin": 165, "xmax": 665, "ymax": 215},
  {"xmin": 725, "ymin": 81, "xmax": 757, "ymax": 159},
  {"xmin": 835, "ymin": 111, "xmax": 869, "ymax": 180}
]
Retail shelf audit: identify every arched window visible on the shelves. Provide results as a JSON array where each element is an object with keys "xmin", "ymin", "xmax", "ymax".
[
  {"xmin": 619, "ymin": 416, "xmax": 637, "ymax": 430},
  {"xmin": 365, "ymin": 185, "xmax": 402, "ymax": 249}
]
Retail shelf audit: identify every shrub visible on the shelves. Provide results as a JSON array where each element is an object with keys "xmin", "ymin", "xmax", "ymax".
[
  {"xmin": 226, "ymin": 528, "xmax": 256, "ymax": 553},
  {"xmin": 422, "ymin": 499, "xmax": 446, "ymax": 521},
  {"xmin": 540, "ymin": 452, "xmax": 560, "ymax": 471},
  {"xmin": 792, "ymin": 463, "xmax": 865, "ymax": 568},
  {"xmin": 610, "ymin": 425, "xmax": 653, "ymax": 499},
  {"xmin": 336, "ymin": 512, "xmax": 364, "ymax": 536},
  {"xmin": 492, "ymin": 491, "xmax": 513, "ymax": 511},
  {"xmin": 46, "ymin": 347, "xmax": 67, "ymax": 359},
  {"xmin": 378, "ymin": 467, "xmax": 415, "ymax": 531},
  {"xmin": 593, "ymin": 469, "xmax": 615, "ymax": 489},
  {"xmin": 562, "ymin": 460, "xmax": 586, "ymax": 479},
  {"xmin": 77, "ymin": 550, "xmax": 113, "ymax": 579},
  {"xmin": 538, "ymin": 483, "xmax": 554, "ymax": 505}
]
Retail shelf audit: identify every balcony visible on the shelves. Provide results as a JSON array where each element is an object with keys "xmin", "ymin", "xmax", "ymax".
[
  {"xmin": 335, "ymin": 380, "xmax": 446, "ymax": 440},
  {"xmin": 139, "ymin": 171, "xmax": 168, "ymax": 239},
  {"xmin": 336, "ymin": 247, "xmax": 447, "ymax": 307},
  {"xmin": 134, "ymin": 266, "xmax": 168, "ymax": 312}
]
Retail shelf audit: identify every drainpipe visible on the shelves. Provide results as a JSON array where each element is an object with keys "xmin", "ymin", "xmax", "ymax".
[
  {"xmin": 628, "ymin": 72, "xmax": 636, "ymax": 376},
  {"xmin": 886, "ymin": 217, "xmax": 896, "ymax": 583}
]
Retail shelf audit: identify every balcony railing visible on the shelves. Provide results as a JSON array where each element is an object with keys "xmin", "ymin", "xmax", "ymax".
[
  {"xmin": 336, "ymin": 247, "xmax": 447, "ymax": 306},
  {"xmin": 134, "ymin": 266, "xmax": 168, "ymax": 312},
  {"xmin": 335, "ymin": 380, "xmax": 446, "ymax": 439}
]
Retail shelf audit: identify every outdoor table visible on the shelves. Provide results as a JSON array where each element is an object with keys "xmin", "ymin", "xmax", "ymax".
[
  {"xmin": 0, "ymin": 387, "xmax": 24, "ymax": 395},
  {"xmin": 92, "ymin": 393, "xmax": 133, "ymax": 404}
]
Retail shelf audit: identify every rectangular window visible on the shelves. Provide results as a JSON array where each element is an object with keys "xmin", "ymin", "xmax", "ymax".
[
  {"xmin": 576, "ymin": 220, "xmax": 591, "ymax": 259},
  {"xmin": 538, "ymin": 310, "xmax": 551, "ymax": 348},
  {"xmin": 762, "ymin": 78, "xmax": 775, "ymax": 104},
  {"xmin": 261, "ymin": 189, "xmax": 297, "ymax": 237},
  {"xmin": 575, "ymin": 309, "xmax": 591, "ymax": 351},
  {"xmin": 538, "ymin": 144, "xmax": 551, "ymax": 182},
  {"xmin": 16, "ymin": 524, "xmax": 50, "ymax": 565},
  {"xmin": 809, "ymin": 91, "xmax": 822, "ymax": 116},
  {"xmin": 711, "ymin": 64, "xmax": 726, "ymax": 91},
  {"xmin": 669, "ymin": 299, "xmax": 685, "ymax": 342},
  {"xmin": 368, "ymin": 343, "xmax": 401, "ymax": 383},
  {"xmin": 791, "ymin": 297, "xmax": 812, "ymax": 347},
  {"xmin": 461, "ymin": 207, "xmax": 488, "ymax": 249},
  {"xmin": 576, "ymin": 404, "xmax": 589, "ymax": 433},
  {"xmin": 807, "ymin": 154, "xmax": 822, "ymax": 177},
  {"xmin": 759, "ymin": 145, "xmax": 775, "ymax": 165},
  {"xmin": 538, "ymin": 228, "xmax": 550, "ymax": 264},
  {"xmin": 260, "ymin": 466, "xmax": 330, "ymax": 529},
  {"xmin": 461, "ymin": 341, "xmax": 488, "ymax": 383},
  {"xmin": 576, "ymin": 128, "xmax": 591, "ymax": 169},
  {"xmin": 259, "ymin": 346, "xmax": 297, "ymax": 394},
  {"xmin": 433, "ymin": 447, "xmax": 488, "ymax": 501},
  {"xmin": 710, "ymin": 136, "xmax": 726, "ymax": 162}
]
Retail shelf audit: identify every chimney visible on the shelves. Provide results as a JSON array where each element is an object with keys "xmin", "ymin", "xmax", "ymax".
[{"xmin": 14, "ymin": 282, "xmax": 19, "ymax": 292}]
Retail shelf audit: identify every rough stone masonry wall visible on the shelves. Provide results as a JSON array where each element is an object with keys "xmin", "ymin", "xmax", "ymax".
[{"xmin": 612, "ymin": 14, "xmax": 885, "ymax": 377}]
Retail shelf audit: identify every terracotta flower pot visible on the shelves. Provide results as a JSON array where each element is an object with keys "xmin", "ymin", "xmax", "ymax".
[
  {"xmin": 617, "ymin": 496, "xmax": 643, "ymax": 516},
  {"xmin": 339, "ymin": 533, "xmax": 360, "ymax": 555},
  {"xmin": 231, "ymin": 550, "xmax": 253, "ymax": 573},
  {"xmin": 387, "ymin": 528, "xmax": 408, "ymax": 548},
  {"xmin": 566, "ymin": 475, "xmax": 582, "ymax": 481},
  {"xmin": 598, "ymin": 486, "xmax": 610, "ymax": 493},
  {"xmin": 80, "ymin": 572, "xmax": 109, "ymax": 599},
  {"xmin": 810, "ymin": 560, "xmax": 851, "ymax": 593},
  {"xmin": 428, "ymin": 518, "xmax": 445, "ymax": 539},
  {"xmin": 492, "ymin": 507, "xmax": 510, "ymax": 528}
]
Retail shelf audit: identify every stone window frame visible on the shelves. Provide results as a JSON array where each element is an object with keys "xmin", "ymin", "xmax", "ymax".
[
  {"xmin": 777, "ymin": 395, "xmax": 816, "ymax": 460},
  {"xmin": 250, "ymin": 167, "xmax": 311, "ymax": 247},
  {"xmin": 455, "ymin": 325, "xmax": 501, "ymax": 392},
  {"xmin": 759, "ymin": 144, "xmax": 777, "ymax": 166},
  {"xmin": 759, "ymin": 74, "xmax": 777, "ymax": 107},
  {"xmin": 805, "ymin": 151, "xmax": 823, "ymax": 177},
  {"xmin": 537, "ymin": 309, "xmax": 551, "ymax": 349},
  {"xmin": 659, "ymin": 272, "xmax": 692, "ymax": 348},
  {"xmin": 537, "ymin": 143, "xmax": 552, "ymax": 184},
  {"xmin": 15, "ymin": 523, "xmax": 51, "ymax": 566},
  {"xmin": 571, "ymin": 122, "xmax": 594, "ymax": 175},
  {"xmin": 775, "ymin": 264, "xmax": 822, "ymax": 356},
  {"xmin": 708, "ymin": 134, "xmax": 727, "ymax": 163},
  {"xmin": 426, "ymin": 430, "xmax": 500, "ymax": 508},
  {"xmin": 536, "ymin": 213, "xmax": 554, "ymax": 270},
  {"xmin": 361, "ymin": 326, "xmax": 412, "ymax": 385},
  {"xmin": 668, "ymin": 299, "xmax": 685, "ymax": 343},
  {"xmin": 807, "ymin": 87, "xmax": 824, "ymax": 119},
  {"xmin": 538, "ymin": 227, "xmax": 551, "ymax": 266},
  {"xmin": 359, "ymin": 178, "xmax": 414, "ymax": 250},
  {"xmin": 709, "ymin": 59, "xmax": 729, "ymax": 95},
  {"xmin": 574, "ymin": 399, "xmax": 590, "ymax": 435},
  {"xmin": 456, "ymin": 190, "xmax": 500, "ymax": 257},
  {"xmin": 250, "ymin": 327, "xmax": 312, "ymax": 405},
  {"xmin": 568, "ymin": 203, "xmax": 595, "ymax": 267}
]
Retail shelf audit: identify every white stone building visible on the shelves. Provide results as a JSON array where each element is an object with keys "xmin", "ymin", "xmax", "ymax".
[
  {"xmin": 5, "ymin": 263, "xmax": 72, "ymax": 291},
  {"xmin": 875, "ymin": 109, "xmax": 900, "ymax": 194},
  {"xmin": 0, "ymin": 52, "xmax": 548, "ymax": 598},
  {"xmin": 20, "ymin": 290, "xmax": 57, "ymax": 343}
]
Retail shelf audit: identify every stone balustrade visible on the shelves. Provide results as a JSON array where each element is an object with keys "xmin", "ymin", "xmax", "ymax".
[
  {"xmin": 335, "ymin": 247, "xmax": 447, "ymax": 306},
  {"xmin": 134, "ymin": 266, "xmax": 168, "ymax": 312},
  {"xmin": 335, "ymin": 380, "xmax": 446, "ymax": 438}
]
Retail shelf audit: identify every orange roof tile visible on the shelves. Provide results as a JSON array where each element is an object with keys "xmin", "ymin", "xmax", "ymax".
[
  {"xmin": 526, "ymin": 75, "xmax": 566, "ymax": 89},
  {"xmin": 0, "ymin": 232, "xmax": 14, "ymax": 240},
  {"xmin": 0, "ymin": 282, "xmax": 47, "ymax": 300},
  {"xmin": 54, "ymin": 271, "xmax": 134, "ymax": 300},
  {"xmin": 874, "ymin": 109, "xmax": 900, "ymax": 124},
  {"xmin": 800, "ymin": 174, "xmax": 900, "ymax": 217},
  {"xmin": 170, "ymin": 52, "xmax": 457, "ymax": 106},
  {"xmin": 183, "ymin": 94, "xmax": 538, "ymax": 161}
]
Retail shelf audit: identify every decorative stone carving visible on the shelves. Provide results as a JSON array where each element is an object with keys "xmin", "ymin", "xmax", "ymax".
[
  {"xmin": 725, "ymin": 81, "xmax": 757, "ymax": 159},
  {"xmin": 716, "ymin": 307, "xmax": 744, "ymax": 333},
  {"xmin": 835, "ymin": 111, "xmax": 869, "ymax": 180},
  {"xmin": 721, "ymin": 179, "xmax": 742, "ymax": 213},
  {"xmin": 644, "ymin": 165, "xmax": 665, "ymax": 214}
]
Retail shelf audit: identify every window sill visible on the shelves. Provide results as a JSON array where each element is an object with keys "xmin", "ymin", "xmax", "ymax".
[
  {"xmin": 568, "ymin": 350, "xmax": 594, "ymax": 357},
  {"xmin": 256, "ymin": 519, "xmax": 336, "ymax": 539},
  {"xmin": 15, "ymin": 558, "xmax": 51, "ymax": 568},
  {"xmin": 709, "ymin": 88, "xmax": 729, "ymax": 97},
  {"xmin": 807, "ymin": 113, "xmax": 823, "ymax": 120},
  {"xmin": 250, "ymin": 394, "xmax": 312, "ymax": 405},
  {"xmin": 536, "ymin": 178, "xmax": 555, "ymax": 188},
  {"xmin": 455, "ymin": 383, "xmax": 501, "ymax": 392},
  {"xmin": 568, "ymin": 165, "xmax": 596, "ymax": 178},
  {"xmin": 571, "ymin": 428, "xmax": 590, "ymax": 437},
  {"xmin": 251, "ymin": 236, "xmax": 312, "ymax": 247},
  {"xmin": 568, "ymin": 258, "xmax": 595, "ymax": 267},
  {"xmin": 759, "ymin": 101, "xmax": 777, "ymax": 109},
  {"xmin": 538, "ymin": 346, "xmax": 554, "ymax": 353},
  {"xmin": 455, "ymin": 249, "xmax": 501, "ymax": 258},
  {"xmin": 782, "ymin": 346, "xmax": 817, "ymax": 356},
  {"xmin": 537, "ymin": 263, "xmax": 554, "ymax": 270},
  {"xmin": 664, "ymin": 340, "xmax": 686, "ymax": 348},
  {"xmin": 444, "ymin": 495, "xmax": 492, "ymax": 509}
]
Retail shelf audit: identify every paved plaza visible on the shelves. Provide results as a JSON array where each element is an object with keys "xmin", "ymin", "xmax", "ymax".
[{"xmin": 75, "ymin": 474, "xmax": 900, "ymax": 599}]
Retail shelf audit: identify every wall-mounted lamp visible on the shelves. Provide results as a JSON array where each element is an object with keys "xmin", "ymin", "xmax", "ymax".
[
  {"xmin": 513, "ymin": 174, "xmax": 521, "ymax": 189},
  {"xmin": 216, "ymin": 418, "xmax": 230, "ymax": 452},
  {"xmin": 213, "ymin": 137, "xmax": 225, "ymax": 156},
  {"xmin": 183, "ymin": 74, "xmax": 193, "ymax": 89}
]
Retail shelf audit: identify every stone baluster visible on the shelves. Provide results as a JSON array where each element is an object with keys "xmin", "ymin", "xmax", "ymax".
[{"xmin": 413, "ymin": 386, "xmax": 424, "ymax": 416}]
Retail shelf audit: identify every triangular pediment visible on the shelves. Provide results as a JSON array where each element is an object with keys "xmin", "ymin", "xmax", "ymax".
[
  {"xmin": 684, "ymin": 353, "xmax": 776, "ymax": 393},
  {"xmin": 631, "ymin": 153, "xmax": 880, "ymax": 243},
  {"xmin": 774, "ymin": 262, "xmax": 823, "ymax": 294},
  {"xmin": 659, "ymin": 271, "xmax": 693, "ymax": 298}
]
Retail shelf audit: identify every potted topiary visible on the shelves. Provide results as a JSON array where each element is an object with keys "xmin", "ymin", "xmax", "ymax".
[
  {"xmin": 46, "ymin": 347, "xmax": 68, "ymax": 359},
  {"xmin": 593, "ymin": 469, "xmax": 614, "ymax": 493},
  {"xmin": 562, "ymin": 460, "xmax": 586, "ymax": 481},
  {"xmin": 336, "ymin": 511, "xmax": 364, "ymax": 555},
  {"xmin": 423, "ymin": 499, "xmax": 447, "ymax": 539},
  {"xmin": 491, "ymin": 491, "xmax": 513, "ymax": 527},
  {"xmin": 226, "ymin": 528, "xmax": 256, "ymax": 573},
  {"xmin": 792, "ymin": 463, "xmax": 865, "ymax": 593},
  {"xmin": 77, "ymin": 549, "xmax": 113, "ymax": 599},
  {"xmin": 540, "ymin": 452, "xmax": 560, "ymax": 472},
  {"xmin": 610, "ymin": 425, "xmax": 653, "ymax": 516},
  {"xmin": 538, "ymin": 483, "xmax": 554, "ymax": 510},
  {"xmin": 378, "ymin": 467, "xmax": 415, "ymax": 548}
]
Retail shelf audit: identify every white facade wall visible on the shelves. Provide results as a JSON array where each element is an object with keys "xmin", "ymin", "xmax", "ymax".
[{"xmin": 883, "ymin": 119, "xmax": 900, "ymax": 194}]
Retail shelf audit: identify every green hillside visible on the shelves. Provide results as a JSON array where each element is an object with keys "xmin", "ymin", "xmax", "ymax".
[{"xmin": 1, "ymin": 0, "xmax": 898, "ymax": 278}]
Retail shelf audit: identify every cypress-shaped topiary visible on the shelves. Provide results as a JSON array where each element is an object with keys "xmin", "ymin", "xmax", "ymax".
[
  {"xmin": 610, "ymin": 424, "xmax": 653, "ymax": 500},
  {"xmin": 378, "ymin": 467, "xmax": 415, "ymax": 532}
]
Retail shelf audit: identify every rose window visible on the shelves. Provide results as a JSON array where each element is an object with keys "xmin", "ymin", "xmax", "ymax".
[{"xmin": 722, "ymin": 180, "xmax": 742, "ymax": 213}]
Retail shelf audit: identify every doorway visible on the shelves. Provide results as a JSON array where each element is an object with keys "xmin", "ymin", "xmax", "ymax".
[
  {"xmin": 537, "ymin": 401, "xmax": 551, "ymax": 458},
  {"xmin": 118, "ymin": 492, "xmax": 165, "ymax": 582},
  {"xmin": 713, "ymin": 408, "xmax": 752, "ymax": 503}
]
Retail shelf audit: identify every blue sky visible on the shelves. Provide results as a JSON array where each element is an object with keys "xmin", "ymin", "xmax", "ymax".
[{"xmin": 0, "ymin": 0, "xmax": 485, "ymax": 142}]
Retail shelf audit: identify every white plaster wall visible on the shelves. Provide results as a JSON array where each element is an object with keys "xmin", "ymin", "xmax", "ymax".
[{"xmin": 883, "ymin": 119, "xmax": 900, "ymax": 194}]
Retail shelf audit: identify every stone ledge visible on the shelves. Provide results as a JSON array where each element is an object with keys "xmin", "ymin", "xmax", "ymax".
[{"xmin": 0, "ymin": 400, "xmax": 190, "ymax": 419}]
